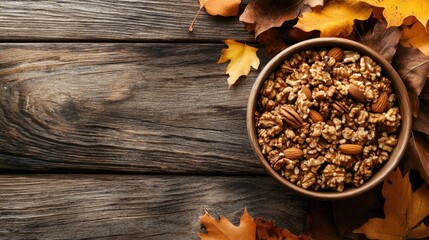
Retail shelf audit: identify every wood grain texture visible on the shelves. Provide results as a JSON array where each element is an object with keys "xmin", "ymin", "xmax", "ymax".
[
  {"xmin": 0, "ymin": 43, "xmax": 268, "ymax": 173},
  {"xmin": 0, "ymin": 175, "xmax": 308, "ymax": 239},
  {"xmin": 0, "ymin": 0, "xmax": 254, "ymax": 42}
]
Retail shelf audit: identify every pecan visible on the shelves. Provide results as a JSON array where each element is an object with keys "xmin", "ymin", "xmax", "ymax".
[
  {"xmin": 332, "ymin": 100, "xmax": 349, "ymax": 114},
  {"xmin": 278, "ymin": 105, "xmax": 303, "ymax": 128}
]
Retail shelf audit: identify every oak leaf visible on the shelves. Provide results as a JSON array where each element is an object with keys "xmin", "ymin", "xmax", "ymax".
[
  {"xmin": 359, "ymin": 0, "xmax": 429, "ymax": 29},
  {"xmin": 354, "ymin": 169, "xmax": 429, "ymax": 240},
  {"xmin": 218, "ymin": 40, "xmax": 260, "ymax": 87},
  {"xmin": 239, "ymin": 0, "xmax": 308, "ymax": 37},
  {"xmin": 401, "ymin": 20, "xmax": 429, "ymax": 57},
  {"xmin": 198, "ymin": 209, "xmax": 256, "ymax": 240},
  {"xmin": 295, "ymin": 0, "xmax": 373, "ymax": 37}
]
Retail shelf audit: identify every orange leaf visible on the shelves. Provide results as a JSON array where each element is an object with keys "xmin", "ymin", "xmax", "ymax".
[
  {"xmin": 218, "ymin": 40, "xmax": 260, "ymax": 87},
  {"xmin": 354, "ymin": 169, "xmax": 429, "ymax": 239},
  {"xmin": 189, "ymin": 0, "xmax": 241, "ymax": 32},
  {"xmin": 359, "ymin": 0, "xmax": 429, "ymax": 29},
  {"xmin": 295, "ymin": 0, "xmax": 372, "ymax": 37},
  {"xmin": 200, "ymin": 0, "xmax": 242, "ymax": 17},
  {"xmin": 400, "ymin": 20, "xmax": 429, "ymax": 56},
  {"xmin": 198, "ymin": 209, "xmax": 256, "ymax": 240}
]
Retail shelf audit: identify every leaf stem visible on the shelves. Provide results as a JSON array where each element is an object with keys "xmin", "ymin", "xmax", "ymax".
[{"xmin": 189, "ymin": 6, "xmax": 204, "ymax": 32}]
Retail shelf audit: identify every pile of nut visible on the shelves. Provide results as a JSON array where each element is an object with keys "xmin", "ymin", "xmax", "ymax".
[{"xmin": 255, "ymin": 47, "xmax": 401, "ymax": 192}]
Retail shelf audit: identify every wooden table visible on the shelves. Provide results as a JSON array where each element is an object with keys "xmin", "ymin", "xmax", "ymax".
[{"xmin": 0, "ymin": 1, "xmax": 308, "ymax": 238}]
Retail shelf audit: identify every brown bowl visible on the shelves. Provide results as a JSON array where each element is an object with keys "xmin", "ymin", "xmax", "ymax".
[{"xmin": 247, "ymin": 38, "xmax": 411, "ymax": 200}]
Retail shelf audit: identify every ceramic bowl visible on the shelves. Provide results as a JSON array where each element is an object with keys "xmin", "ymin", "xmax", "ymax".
[{"xmin": 246, "ymin": 38, "xmax": 411, "ymax": 200}]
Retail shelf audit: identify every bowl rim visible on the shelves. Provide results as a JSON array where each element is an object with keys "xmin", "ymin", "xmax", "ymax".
[{"xmin": 246, "ymin": 37, "xmax": 412, "ymax": 200}]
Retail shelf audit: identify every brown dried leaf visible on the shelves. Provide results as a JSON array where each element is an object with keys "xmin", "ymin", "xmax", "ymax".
[
  {"xmin": 256, "ymin": 28, "xmax": 287, "ymax": 58},
  {"xmin": 255, "ymin": 218, "xmax": 311, "ymax": 240},
  {"xmin": 354, "ymin": 169, "xmax": 429, "ymax": 239},
  {"xmin": 239, "ymin": 0, "xmax": 306, "ymax": 37},
  {"xmin": 413, "ymin": 95, "xmax": 429, "ymax": 135},
  {"xmin": 358, "ymin": 21, "xmax": 402, "ymax": 63},
  {"xmin": 306, "ymin": 201, "xmax": 340, "ymax": 240},
  {"xmin": 392, "ymin": 45, "xmax": 429, "ymax": 116},
  {"xmin": 198, "ymin": 209, "xmax": 256, "ymax": 240},
  {"xmin": 332, "ymin": 185, "xmax": 383, "ymax": 239},
  {"xmin": 404, "ymin": 132, "xmax": 429, "ymax": 184}
]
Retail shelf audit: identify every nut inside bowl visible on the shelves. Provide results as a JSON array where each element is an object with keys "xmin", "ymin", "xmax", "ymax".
[{"xmin": 246, "ymin": 38, "xmax": 411, "ymax": 200}]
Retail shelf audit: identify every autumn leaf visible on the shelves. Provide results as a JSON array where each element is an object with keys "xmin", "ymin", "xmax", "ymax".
[
  {"xmin": 392, "ymin": 45, "xmax": 429, "ymax": 116},
  {"xmin": 218, "ymin": 39, "xmax": 260, "ymax": 87},
  {"xmin": 255, "ymin": 218, "xmax": 311, "ymax": 240},
  {"xmin": 359, "ymin": 0, "xmax": 429, "ymax": 29},
  {"xmin": 401, "ymin": 20, "xmax": 429, "ymax": 56},
  {"xmin": 239, "ymin": 0, "xmax": 307, "ymax": 37},
  {"xmin": 256, "ymin": 28, "xmax": 287, "ymax": 58},
  {"xmin": 295, "ymin": 0, "xmax": 373, "ymax": 37},
  {"xmin": 198, "ymin": 209, "xmax": 256, "ymax": 240},
  {"xmin": 358, "ymin": 21, "xmax": 402, "ymax": 63},
  {"xmin": 189, "ymin": 0, "xmax": 242, "ymax": 32},
  {"xmin": 354, "ymin": 169, "xmax": 429, "ymax": 240},
  {"xmin": 404, "ymin": 132, "xmax": 429, "ymax": 185},
  {"xmin": 306, "ymin": 201, "xmax": 340, "ymax": 240}
]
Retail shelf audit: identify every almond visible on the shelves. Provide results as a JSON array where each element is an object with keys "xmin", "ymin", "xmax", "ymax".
[
  {"xmin": 339, "ymin": 144, "xmax": 363, "ymax": 155},
  {"xmin": 301, "ymin": 86, "xmax": 312, "ymax": 100},
  {"xmin": 327, "ymin": 47, "xmax": 344, "ymax": 62},
  {"xmin": 372, "ymin": 92, "xmax": 388, "ymax": 113},
  {"xmin": 348, "ymin": 84, "xmax": 366, "ymax": 103},
  {"xmin": 309, "ymin": 109, "xmax": 324, "ymax": 123},
  {"xmin": 283, "ymin": 148, "xmax": 303, "ymax": 160}
]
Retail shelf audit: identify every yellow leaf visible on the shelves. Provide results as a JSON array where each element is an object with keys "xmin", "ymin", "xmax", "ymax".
[
  {"xmin": 295, "ymin": 0, "xmax": 372, "ymax": 37},
  {"xmin": 218, "ymin": 40, "xmax": 260, "ymax": 87},
  {"xmin": 354, "ymin": 169, "xmax": 429, "ymax": 239},
  {"xmin": 198, "ymin": 209, "xmax": 256, "ymax": 240},
  {"xmin": 200, "ymin": 0, "xmax": 242, "ymax": 16},
  {"xmin": 401, "ymin": 20, "xmax": 429, "ymax": 56},
  {"xmin": 359, "ymin": 0, "xmax": 429, "ymax": 29}
]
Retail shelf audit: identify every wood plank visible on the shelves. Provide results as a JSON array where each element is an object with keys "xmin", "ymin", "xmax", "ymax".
[
  {"xmin": 0, "ymin": 0, "xmax": 254, "ymax": 42},
  {"xmin": 0, "ymin": 175, "xmax": 308, "ymax": 239},
  {"xmin": 0, "ymin": 43, "xmax": 268, "ymax": 173}
]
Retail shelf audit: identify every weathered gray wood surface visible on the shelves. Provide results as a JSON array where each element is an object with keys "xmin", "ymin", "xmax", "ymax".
[
  {"xmin": 0, "ymin": 43, "xmax": 267, "ymax": 173},
  {"xmin": 0, "ymin": 1, "xmax": 310, "ymax": 239},
  {"xmin": 0, "ymin": 175, "xmax": 308, "ymax": 239},
  {"xmin": 0, "ymin": 0, "xmax": 254, "ymax": 42}
]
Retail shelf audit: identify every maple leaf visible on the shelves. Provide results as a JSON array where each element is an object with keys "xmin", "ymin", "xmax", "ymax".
[
  {"xmin": 255, "ymin": 218, "xmax": 311, "ymax": 240},
  {"xmin": 359, "ymin": 0, "xmax": 429, "ymax": 30},
  {"xmin": 198, "ymin": 209, "xmax": 256, "ymax": 240},
  {"xmin": 354, "ymin": 169, "xmax": 429, "ymax": 240},
  {"xmin": 401, "ymin": 20, "xmax": 429, "ymax": 57},
  {"xmin": 189, "ymin": 0, "xmax": 242, "ymax": 32},
  {"xmin": 218, "ymin": 39, "xmax": 260, "ymax": 87},
  {"xmin": 357, "ymin": 21, "xmax": 402, "ymax": 63},
  {"xmin": 295, "ymin": 0, "xmax": 373, "ymax": 37},
  {"xmin": 239, "ymin": 0, "xmax": 308, "ymax": 37}
]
